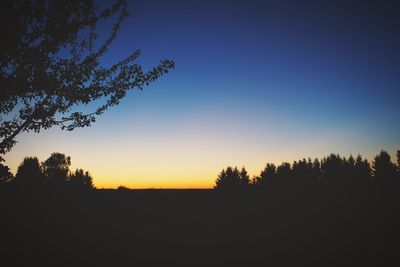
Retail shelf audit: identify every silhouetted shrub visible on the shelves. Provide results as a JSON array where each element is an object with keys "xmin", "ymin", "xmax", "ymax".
[{"xmin": 117, "ymin": 186, "xmax": 130, "ymax": 191}]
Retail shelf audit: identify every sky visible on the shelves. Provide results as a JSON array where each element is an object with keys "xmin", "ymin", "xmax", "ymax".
[{"xmin": 4, "ymin": 0, "xmax": 400, "ymax": 188}]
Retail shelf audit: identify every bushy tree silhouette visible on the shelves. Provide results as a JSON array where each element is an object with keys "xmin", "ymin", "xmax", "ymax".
[
  {"xmin": 43, "ymin": 153, "xmax": 71, "ymax": 188},
  {"xmin": 258, "ymin": 163, "xmax": 276, "ymax": 189},
  {"xmin": 0, "ymin": 0, "xmax": 174, "ymax": 160},
  {"xmin": 250, "ymin": 175, "xmax": 261, "ymax": 187},
  {"xmin": 276, "ymin": 162, "xmax": 291, "ymax": 187},
  {"xmin": 292, "ymin": 158, "xmax": 313, "ymax": 188},
  {"xmin": 320, "ymin": 154, "xmax": 346, "ymax": 189},
  {"xmin": 372, "ymin": 150, "xmax": 398, "ymax": 186},
  {"xmin": 397, "ymin": 150, "xmax": 400, "ymax": 175},
  {"xmin": 4, "ymin": 152, "xmax": 96, "ymax": 191},
  {"xmin": 239, "ymin": 167, "xmax": 250, "ymax": 189},
  {"xmin": 354, "ymin": 154, "xmax": 371, "ymax": 185},
  {"xmin": 0, "ymin": 163, "xmax": 13, "ymax": 186},
  {"xmin": 214, "ymin": 167, "xmax": 241, "ymax": 191},
  {"xmin": 69, "ymin": 168, "xmax": 94, "ymax": 190},
  {"xmin": 117, "ymin": 185, "xmax": 130, "ymax": 191},
  {"xmin": 15, "ymin": 157, "xmax": 45, "ymax": 188},
  {"xmin": 345, "ymin": 155, "xmax": 356, "ymax": 178},
  {"xmin": 312, "ymin": 158, "xmax": 321, "ymax": 182}
]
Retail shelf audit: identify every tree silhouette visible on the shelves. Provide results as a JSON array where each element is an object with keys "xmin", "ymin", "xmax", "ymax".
[
  {"xmin": 312, "ymin": 158, "xmax": 321, "ymax": 183},
  {"xmin": 0, "ymin": 163, "xmax": 13, "ymax": 186},
  {"xmin": 250, "ymin": 175, "xmax": 261, "ymax": 187},
  {"xmin": 214, "ymin": 167, "xmax": 241, "ymax": 191},
  {"xmin": 5, "ymin": 152, "xmax": 96, "ymax": 191},
  {"xmin": 0, "ymin": 0, "xmax": 174, "ymax": 160},
  {"xmin": 292, "ymin": 158, "xmax": 314, "ymax": 188},
  {"xmin": 239, "ymin": 167, "xmax": 250, "ymax": 189},
  {"xmin": 346, "ymin": 155, "xmax": 356, "ymax": 177},
  {"xmin": 43, "ymin": 152, "xmax": 71, "ymax": 188},
  {"xmin": 15, "ymin": 157, "xmax": 45, "ymax": 188},
  {"xmin": 214, "ymin": 150, "xmax": 398, "ymax": 193},
  {"xmin": 258, "ymin": 163, "xmax": 276, "ymax": 189},
  {"xmin": 397, "ymin": 150, "xmax": 400, "ymax": 175},
  {"xmin": 354, "ymin": 154, "xmax": 371, "ymax": 185},
  {"xmin": 320, "ymin": 154, "xmax": 345, "ymax": 188},
  {"xmin": 117, "ymin": 185, "xmax": 130, "ymax": 191},
  {"xmin": 69, "ymin": 168, "xmax": 94, "ymax": 190},
  {"xmin": 276, "ymin": 162, "xmax": 292, "ymax": 187},
  {"xmin": 372, "ymin": 150, "xmax": 397, "ymax": 186}
]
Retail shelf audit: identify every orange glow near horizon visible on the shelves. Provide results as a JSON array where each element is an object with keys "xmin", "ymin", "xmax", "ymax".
[
  {"xmin": 2, "ymin": 0, "xmax": 400, "ymax": 190},
  {"xmin": 3, "ymin": 105, "xmax": 399, "ymax": 189}
]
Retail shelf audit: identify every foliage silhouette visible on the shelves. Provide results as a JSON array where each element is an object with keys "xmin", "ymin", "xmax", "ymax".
[
  {"xmin": 373, "ymin": 150, "xmax": 397, "ymax": 178},
  {"xmin": 397, "ymin": 150, "xmax": 400, "ymax": 173},
  {"xmin": 43, "ymin": 152, "xmax": 71, "ymax": 188},
  {"xmin": 312, "ymin": 158, "xmax": 321, "ymax": 182},
  {"xmin": 276, "ymin": 162, "xmax": 292, "ymax": 188},
  {"xmin": 0, "ymin": 0, "xmax": 174, "ymax": 160},
  {"xmin": 397, "ymin": 150, "xmax": 400, "ymax": 180},
  {"xmin": 69, "ymin": 168, "xmax": 94, "ymax": 190},
  {"xmin": 7, "ymin": 152, "xmax": 93, "ymax": 191},
  {"xmin": 117, "ymin": 185, "xmax": 130, "ymax": 191},
  {"xmin": 15, "ymin": 157, "xmax": 45, "ymax": 188},
  {"xmin": 214, "ymin": 167, "xmax": 242, "ymax": 191},
  {"xmin": 3, "ymin": 149, "xmax": 400, "ymax": 194},
  {"xmin": 239, "ymin": 167, "xmax": 250, "ymax": 189},
  {"xmin": 372, "ymin": 150, "xmax": 398, "ymax": 188},
  {"xmin": 215, "ymin": 150, "xmax": 399, "ymax": 193},
  {"xmin": 0, "ymin": 163, "xmax": 13, "ymax": 186},
  {"xmin": 1, "ymin": 149, "xmax": 400, "ymax": 265},
  {"xmin": 257, "ymin": 163, "xmax": 277, "ymax": 189}
]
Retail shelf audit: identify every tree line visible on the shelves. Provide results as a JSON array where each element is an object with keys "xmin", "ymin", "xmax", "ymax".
[
  {"xmin": 215, "ymin": 150, "xmax": 400, "ymax": 192},
  {"xmin": 0, "ymin": 152, "xmax": 93, "ymax": 191},
  {"xmin": 2, "ymin": 149, "xmax": 399, "ymax": 192}
]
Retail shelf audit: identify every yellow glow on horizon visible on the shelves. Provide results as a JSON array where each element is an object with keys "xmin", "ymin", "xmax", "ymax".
[
  {"xmin": 95, "ymin": 175, "xmax": 214, "ymax": 189},
  {"xmin": 3, "ymin": 108, "xmax": 399, "ymax": 189}
]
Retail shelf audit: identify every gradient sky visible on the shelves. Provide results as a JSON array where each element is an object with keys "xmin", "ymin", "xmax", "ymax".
[{"xmin": 4, "ymin": 0, "xmax": 400, "ymax": 188}]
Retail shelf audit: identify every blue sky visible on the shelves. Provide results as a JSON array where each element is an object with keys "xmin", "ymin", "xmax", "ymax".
[{"xmin": 5, "ymin": 0, "xmax": 400, "ymax": 188}]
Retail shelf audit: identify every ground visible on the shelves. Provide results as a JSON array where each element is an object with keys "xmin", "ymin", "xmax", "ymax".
[{"xmin": 1, "ymin": 188, "xmax": 399, "ymax": 266}]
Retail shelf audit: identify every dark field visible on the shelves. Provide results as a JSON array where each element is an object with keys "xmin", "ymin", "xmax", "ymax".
[{"xmin": 1, "ymin": 187, "xmax": 399, "ymax": 266}]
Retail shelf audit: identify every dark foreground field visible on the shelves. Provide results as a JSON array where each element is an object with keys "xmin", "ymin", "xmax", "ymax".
[{"xmin": 1, "ymin": 187, "xmax": 399, "ymax": 266}]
